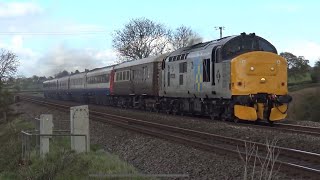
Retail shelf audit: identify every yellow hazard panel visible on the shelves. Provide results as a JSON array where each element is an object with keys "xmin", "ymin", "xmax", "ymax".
[
  {"xmin": 269, "ymin": 104, "xmax": 288, "ymax": 121},
  {"xmin": 256, "ymin": 103, "xmax": 264, "ymax": 120},
  {"xmin": 231, "ymin": 51, "xmax": 288, "ymax": 96},
  {"xmin": 234, "ymin": 105, "xmax": 257, "ymax": 121}
]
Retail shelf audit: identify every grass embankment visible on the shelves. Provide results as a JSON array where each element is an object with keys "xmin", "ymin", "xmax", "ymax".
[
  {"xmin": 0, "ymin": 118, "xmax": 139, "ymax": 180},
  {"xmin": 287, "ymin": 86, "xmax": 320, "ymax": 122}
]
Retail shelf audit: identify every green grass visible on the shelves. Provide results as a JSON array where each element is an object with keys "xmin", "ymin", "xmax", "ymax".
[
  {"xmin": 288, "ymin": 82, "xmax": 320, "ymax": 92},
  {"xmin": 0, "ymin": 118, "xmax": 142, "ymax": 180},
  {"xmin": 289, "ymin": 89, "xmax": 320, "ymax": 122},
  {"xmin": 288, "ymin": 72, "xmax": 312, "ymax": 84}
]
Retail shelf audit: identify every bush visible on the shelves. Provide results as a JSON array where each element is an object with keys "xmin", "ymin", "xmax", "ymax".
[
  {"xmin": 289, "ymin": 88, "xmax": 320, "ymax": 121},
  {"xmin": 0, "ymin": 119, "xmax": 139, "ymax": 179},
  {"xmin": 310, "ymin": 70, "xmax": 320, "ymax": 83},
  {"xmin": 0, "ymin": 83, "xmax": 14, "ymax": 120}
]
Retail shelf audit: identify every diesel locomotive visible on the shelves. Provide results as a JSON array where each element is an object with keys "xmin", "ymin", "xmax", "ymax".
[{"xmin": 43, "ymin": 33, "xmax": 292, "ymax": 123}]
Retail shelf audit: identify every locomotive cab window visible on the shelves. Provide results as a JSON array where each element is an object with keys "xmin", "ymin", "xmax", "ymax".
[{"xmin": 222, "ymin": 36, "xmax": 277, "ymax": 60}]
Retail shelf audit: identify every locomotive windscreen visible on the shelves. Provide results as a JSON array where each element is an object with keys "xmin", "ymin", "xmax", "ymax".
[{"xmin": 222, "ymin": 35, "xmax": 277, "ymax": 60}]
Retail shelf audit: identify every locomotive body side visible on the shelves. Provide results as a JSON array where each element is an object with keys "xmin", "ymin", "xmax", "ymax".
[{"xmin": 160, "ymin": 38, "xmax": 233, "ymax": 99}]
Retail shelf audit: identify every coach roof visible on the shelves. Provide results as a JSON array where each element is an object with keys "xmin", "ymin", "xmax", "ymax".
[{"xmin": 114, "ymin": 54, "xmax": 168, "ymax": 70}]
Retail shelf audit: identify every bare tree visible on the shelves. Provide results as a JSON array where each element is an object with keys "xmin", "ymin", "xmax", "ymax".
[
  {"xmin": 0, "ymin": 49, "xmax": 19, "ymax": 82},
  {"xmin": 169, "ymin": 25, "xmax": 202, "ymax": 50},
  {"xmin": 112, "ymin": 17, "xmax": 171, "ymax": 62}
]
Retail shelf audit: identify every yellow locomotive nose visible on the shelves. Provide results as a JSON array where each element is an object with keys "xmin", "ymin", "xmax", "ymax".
[{"xmin": 231, "ymin": 51, "xmax": 289, "ymax": 122}]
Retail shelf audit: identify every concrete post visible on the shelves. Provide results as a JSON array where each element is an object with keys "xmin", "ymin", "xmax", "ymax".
[
  {"xmin": 39, "ymin": 114, "xmax": 53, "ymax": 158},
  {"xmin": 70, "ymin": 105, "xmax": 90, "ymax": 153}
]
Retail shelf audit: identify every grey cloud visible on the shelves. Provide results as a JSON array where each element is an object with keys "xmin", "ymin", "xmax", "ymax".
[{"xmin": 36, "ymin": 45, "xmax": 117, "ymax": 77}]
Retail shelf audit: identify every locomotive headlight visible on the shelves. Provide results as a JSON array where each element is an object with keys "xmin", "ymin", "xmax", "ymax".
[
  {"xmin": 260, "ymin": 77, "xmax": 266, "ymax": 83},
  {"xmin": 250, "ymin": 66, "xmax": 254, "ymax": 71}
]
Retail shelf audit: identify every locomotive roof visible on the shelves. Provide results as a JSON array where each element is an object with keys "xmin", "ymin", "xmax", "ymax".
[
  {"xmin": 114, "ymin": 53, "xmax": 168, "ymax": 70},
  {"xmin": 168, "ymin": 35, "xmax": 237, "ymax": 57}
]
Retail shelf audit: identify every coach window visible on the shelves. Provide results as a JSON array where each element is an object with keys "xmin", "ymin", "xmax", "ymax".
[
  {"xmin": 143, "ymin": 66, "xmax": 149, "ymax": 80},
  {"xmin": 131, "ymin": 70, "xmax": 135, "ymax": 80},
  {"xmin": 203, "ymin": 59, "xmax": 210, "ymax": 82},
  {"xmin": 167, "ymin": 65, "xmax": 170, "ymax": 87},
  {"xmin": 106, "ymin": 74, "xmax": 110, "ymax": 83},
  {"xmin": 126, "ymin": 71, "xmax": 130, "ymax": 80},
  {"xmin": 142, "ymin": 67, "xmax": 146, "ymax": 80}
]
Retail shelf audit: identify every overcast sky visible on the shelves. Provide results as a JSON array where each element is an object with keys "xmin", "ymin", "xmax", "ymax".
[{"xmin": 0, "ymin": 0, "xmax": 319, "ymax": 77}]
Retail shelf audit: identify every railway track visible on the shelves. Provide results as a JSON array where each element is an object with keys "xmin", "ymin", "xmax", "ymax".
[
  {"xmin": 17, "ymin": 94, "xmax": 320, "ymax": 138},
  {"xmin": 230, "ymin": 121, "xmax": 320, "ymax": 137},
  {"xmin": 19, "ymin": 96, "xmax": 320, "ymax": 179}
]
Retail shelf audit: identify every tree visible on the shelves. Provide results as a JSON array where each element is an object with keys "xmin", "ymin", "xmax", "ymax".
[
  {"xmin": 169, "ymin": 25, "xmax": 202, "ymax": 50},
  {"xmin": 0, "ymin": 49, "xmax": 19, "ymax": 82},
  {"xmin": 112, "ymin": 17, "xmax": 171, "ymax": 61},
  {"xmin": 280, "ymin": 52, "xmax": 310, "ymax": 80},
  {"xmin": 0, "ymin": 49, "xmax": 18, "ymax": 121},
  {"xmin": 54, "ymin": 70, "xmax": 69, "ymax": 78},
  {"xmin": 311, "ymin": 59, "xmax": 320, "ymax": 83}
]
